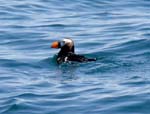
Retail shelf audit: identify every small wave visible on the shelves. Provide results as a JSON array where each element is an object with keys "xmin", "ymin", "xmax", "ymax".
[
  {"xmin": 0, "ymin": 0, "xmax": 150, "ymax": 114},
  {"xmin": 0, "ymin": 58, "xmax": 43, "ymax": 70}
]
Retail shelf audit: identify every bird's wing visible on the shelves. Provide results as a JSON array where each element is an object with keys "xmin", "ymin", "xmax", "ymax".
[{"xmin": 67, "ymin": 53, "xmax": 96, "ymax": 62}]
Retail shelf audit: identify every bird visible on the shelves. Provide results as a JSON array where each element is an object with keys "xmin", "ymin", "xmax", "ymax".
[{"xmin": 51, "ymin": 38, "xmax": 96, "ymax": 64}]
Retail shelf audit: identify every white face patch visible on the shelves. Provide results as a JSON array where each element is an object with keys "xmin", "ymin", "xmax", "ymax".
[
  {"xmin": 62, "ymin": 38, "xmax": 74, "ymax": 50},
  {"xmin": 63, "ymin": 38, "xmax": 73, "ymax": 44}
]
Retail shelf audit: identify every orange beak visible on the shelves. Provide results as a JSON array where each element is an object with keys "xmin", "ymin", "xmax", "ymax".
[{"xmin": 51, "ymin": 41, "xmax": 59, "ymax": 48}]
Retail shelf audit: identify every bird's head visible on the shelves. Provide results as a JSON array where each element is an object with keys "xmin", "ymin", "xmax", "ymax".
[{"xmin": 51, "ymin": 38, "xmax": 74, "ymax": 53}]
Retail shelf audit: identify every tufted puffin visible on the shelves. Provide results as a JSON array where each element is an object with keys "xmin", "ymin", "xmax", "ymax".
[{"xmin": 51, "ymin": 38, "xmax": 96, "ymax": 64}]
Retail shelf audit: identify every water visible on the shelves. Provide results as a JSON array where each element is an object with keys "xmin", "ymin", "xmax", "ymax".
[{"xmin": 0, "ymin": 0, "xmax": 150, "ymax": 114}]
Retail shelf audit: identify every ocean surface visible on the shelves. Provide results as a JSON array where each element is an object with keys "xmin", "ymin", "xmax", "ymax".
[{"xmin": 0, "ymin": 0, "xmax": 150, "ymax": 114}]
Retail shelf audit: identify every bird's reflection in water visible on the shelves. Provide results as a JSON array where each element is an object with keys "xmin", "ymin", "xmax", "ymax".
[{"xmin": 56, "ymin": 62, "xmax": 80, "ymax": 82}]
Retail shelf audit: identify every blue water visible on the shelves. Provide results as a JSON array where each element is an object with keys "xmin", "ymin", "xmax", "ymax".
[{"xmin": 0, "ymin": 0, "xmax": 150, "ymax": 114}]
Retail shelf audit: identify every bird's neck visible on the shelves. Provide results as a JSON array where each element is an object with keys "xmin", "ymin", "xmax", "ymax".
[{"xmin": 58, "ymin": 45, "xmax": 75, "ymax": 57}]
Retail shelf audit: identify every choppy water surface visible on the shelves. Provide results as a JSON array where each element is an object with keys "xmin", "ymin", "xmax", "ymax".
[{"xmin": 0, "ymin": 0, "xmax": 150, "ymax": 114}]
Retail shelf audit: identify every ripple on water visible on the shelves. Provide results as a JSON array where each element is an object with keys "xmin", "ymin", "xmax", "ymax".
[{"xmin": 0, "ymin": 0, "xmax": 150, "ymax": 114}]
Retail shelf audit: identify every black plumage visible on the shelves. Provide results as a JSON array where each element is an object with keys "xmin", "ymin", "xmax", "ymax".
[{"xmin": 51, "ymin": 38, "xmax": 96, "ymax": 64}]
